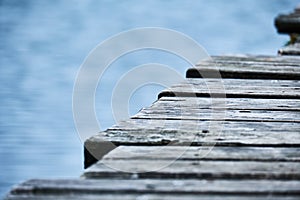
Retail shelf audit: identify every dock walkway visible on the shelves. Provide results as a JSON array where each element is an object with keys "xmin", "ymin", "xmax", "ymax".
[
  {"xmin": 6, "ymin": 55, "xmax": 300, "ymax": 200},
  {"xmin": 5, "ymin": 6, "xmax": 300, "ymax": 200}
]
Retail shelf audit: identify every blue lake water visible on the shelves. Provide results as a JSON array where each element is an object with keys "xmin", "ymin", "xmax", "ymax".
[{"xmin": 0, "ymin": 0, "xmax": 298, "ymax": 197}]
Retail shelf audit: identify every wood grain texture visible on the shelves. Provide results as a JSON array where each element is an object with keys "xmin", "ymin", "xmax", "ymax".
[
  {"xmin": 187, "ymin": 58, "xmax": 300, "ymax": 79},
  {"xmin": 86, "ymin": 119, "xmax": 300, "ymax": 147},
  {"xmin": 153, "ymin": 97, "xmax": 300, "ymax": 111},
  {"xmin": 209, "ymin": 55, "xmax": 300, "ymax": 64},
  {"xmin": 187, "ymin": 55, "xmax": 300, "ymax": 79},
  {"xmin": 84, "ymin": 159, "xmax": 300, "ymax": 180},
  {"xmin": 133, "ymin": 97, "xmax": 300, "ymax": 122},
  {"xmin": 104, "ymin": 146, "xmax": 300, "ymax": 162},
  {"xmin": 158, "ymin": 78, "xmax": 300, "ymax": 99},
  {"xmin": 85, "ymin": 118, "xmax": 300, "ymax": 168},
  {"xmin": 6, "ymin": 195, "xmax": 300, "ymax": 200},
  {"xmin": 6, "ymin": 179, "xmax": 300, "ymax": 200},
  {"xmin": 85, "ymin": 96, "xmax": 300, "ymax": 167},
  {"xmin": 8, "ymin": 53, "xmax": 300, "ymax": 199}
]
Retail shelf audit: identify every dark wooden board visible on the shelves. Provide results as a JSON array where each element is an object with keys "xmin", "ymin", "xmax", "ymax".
[
  {"xmin": 6, "ymin": 179, "xmax": 300, "ymax": 200},
  {"xmin": 158, "ymin": 78, "xmax": 300, "ymax": 99}
]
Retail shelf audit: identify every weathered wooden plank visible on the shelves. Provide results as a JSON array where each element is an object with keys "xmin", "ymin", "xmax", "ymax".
[
  {"xmin": 134, "ymin": 108, "xmax": 300, "ymax": 122},
  {"xmin": 88, "ymin": 120, "xmax": 300, "ymax": 147},
  {"xmin": 188, "ymin": 55, "xmax": 300, "ymax": 80},
  {"xmin": 84, "ymin": 119, "xmax": 300, "ymax": 168},
  {"xmin": 279, "ymin": 42, "xmax": 300, "ymax": 56},
  {"xmin": 210, "ymin": 55, "xmax": 300, "ymax": 64},
  {"xmin": 6, "ymin": 179, "xmax": 300, "ymax": 200},
  {"xmin": 133, "ymin": 97, "xmax": 300, "ymax": 122},
  {"xmin": 155, "ymin": 97, "xmax": 300, "ymax": 111},
  {"xmin": 170, "ymin": 78, "xmax": 300, "ymax": 87},
  {"xmin": 200, "ymin": 57, "xmax": 300, "ymax": 67},
  {"xmin": 86, "ymin": 119, "xmax": 300, "ymax": 146},
  {"xmin": 84, "ymin": 159, "xmax": 300, "ymax": 180},
  {"xmin": 158, "ymin": 78, "xmax": 300, "ymax": 99},
  {"xmin": 85, "ymin": 97, "xmax": 300, "ymax": 166},
  {"xmin": 187, "ymin": 61, "xmax": 300, "ymax": 79},
  {"xmin": 6, "ymin": 194, "xmax": 300, "ymax": 200},
  {"xmin": 105, "ymin": 146, "xmax": 300, "ymax": 162}
]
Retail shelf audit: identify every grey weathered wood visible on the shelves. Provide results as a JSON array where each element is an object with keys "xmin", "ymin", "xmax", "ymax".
[
  {"xmin": 210, "ymin": 55, "xmax": 300, "ymax": 64},
  {"xmin": 6, "ymin": 179, "xmax": 300, "ymax": 200},
  {"xmin": 155, "ymin": 97, "xmax": 300, "ymax": 111},
  {"xmin": 133, "ymin": 97, "xmax": 300, "ymax": 122},
  {"xmin": 84, "ymin": 159, "xmax": 300, "ymax": 179},
  {"xmin": 6, "ymin": 195, "xmax": 300, "ymax": 200},
  {"xmin": 199, "ymin": 57, "xmax": 300, "ymax": 68},
  {"xmin": 105, "ymin": 146, "xmax": 300, "ymax": 162},
  {"xmin": 158, "ymin": 78, "xmax": 300, "ymax": 99},
  {"xmin": 187, "ymin": 58, "xmax": 300, "ymax": 79},
  {"xmin": 90, "ymin": 119, "xmax": 300, "ymax": 146},
  {"xmin": 85, "ymin": 119, "xmax": 300, "ymax": 166},
  {"xmin": 85, "ymin": 96, "xmax": 300, "ymax": 167},
  {"xmin": 85, "ymin": 118, "xmax": 300, "ymax": 168},
  {"xmin": 134, "ymin": 107, "xmax": 300, "ymax": 122},
  {"xmin": 279, "ymin": 42, "xmax": 300, "ymax": 56}
]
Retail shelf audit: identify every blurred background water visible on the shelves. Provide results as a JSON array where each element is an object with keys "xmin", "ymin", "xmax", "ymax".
[{"xmin": 0, "ymin": 0, "xmax": 298, "ymax": 197}]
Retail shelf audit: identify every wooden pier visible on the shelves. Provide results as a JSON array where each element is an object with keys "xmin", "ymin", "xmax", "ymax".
[
  {"xmin": 5, "ymin": 7, "xmax": 300, "ymax": 200},
  {"xmin": 6, "ymin": 54, "xmax": 300, "ymax": 199}
]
